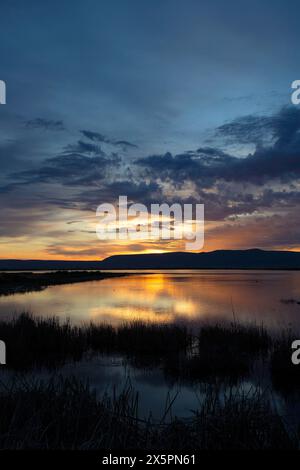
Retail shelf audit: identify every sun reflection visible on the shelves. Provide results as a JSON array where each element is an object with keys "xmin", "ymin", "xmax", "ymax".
[
  {"xmin": 2, "ymin": 271, "xmax": 300, "ymax": 328},
  {"xmin": 87, "ymin": 274, "xmax": 201, "ymax": 323}
]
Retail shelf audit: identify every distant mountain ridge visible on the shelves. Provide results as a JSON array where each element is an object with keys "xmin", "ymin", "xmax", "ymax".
[
  {"xmin": 99, "ymin": 249, "xmax": 300, "ymax": 270},
  {"xmin": 1, "ymin": 249, "xmax": 300, "ymax": 270}
]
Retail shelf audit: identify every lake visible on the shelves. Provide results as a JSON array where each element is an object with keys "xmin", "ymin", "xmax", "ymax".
[
  {"xmin": 1, "ymin": 270, "xmax": 300, "ymax": 421},
  {"xmin": 1, "ymin": 270, "xmax": 300, "ymax": 329}
]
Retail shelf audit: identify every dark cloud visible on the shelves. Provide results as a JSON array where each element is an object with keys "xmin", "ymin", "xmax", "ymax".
[
  {"xmin": 136, "ymin": 107, "xmax": 300, "ymax": 185},
  {"xmin": 115, "ymin": 140, "xmax": 138, "ymax": 149},
  {"xmin": 25, "ymin": 118, "xmax": 65, "ymax": 131},
  {"xmin": 9, "ymin": 152, "xmax": 120, "ymax": 187},
  {"xmin": 81, "ymin": 130, "xmax": 138, "ymax": 149},
  {"xmin": 216, "ymin": 115, "xmax": 274, "ymax": 145},
  {"xmin": 76, "ymin": 180, "xmax": 161, "ymax": 211},
  {"xmin": 217, "ymin": 106, "xmax": 300, "ymax": 147},
  {"xmin": 80, "ymin": 130, "xmax": 108, "ymax": 143},
  {"xmin": 63, "ymin": 140, "xmax": 105, "ymax": 157}
]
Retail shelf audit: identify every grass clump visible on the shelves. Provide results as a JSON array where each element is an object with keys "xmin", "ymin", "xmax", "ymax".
[
  {"xmin": 0, "ymin": 313, "xmax": 190, "ymax": 370},
  {"xmin": 164, "ymin": 323, "xmax": 271, "ymax": 383},
  {"xmin": 0, "ymin": 377, "xmax": 296, "ymax": 450},
  {"xmin": 0, "ymin": 376, "xmax": 140, "ymax": 449},
  {"xmin": 160, "ymin": 386, "xmax": 296, "ymax": 450}
]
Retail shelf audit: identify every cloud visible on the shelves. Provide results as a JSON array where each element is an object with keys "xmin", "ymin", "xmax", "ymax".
[
  {"xmin": 46, "ymin": 244, "xmax": 103, "ymax": 257},
  {"xmin": 80, "ymin": 130, "xmax": 138, "ymax": 149},
  {"xmin": 115, "ymin": 140, "xmax": 138, "ymax": 149},
  {"xmin": 2, "ymin": 106, "xmax": 300, "ymax": 256},
  {"xmin": 76, "ymin": 180, "xmax": 161, "ymax": 211},
  {"xmin": 216, "ymin": 115, "xmax": 274, "ymax": 145},
  {"xmin": 216, "ymin": 106, "xmax": 300, "ymax": 147},
  {"xmin": 25, "ymin": 118, "xmax": 65, "ymax": 131},
  {"xmin": 205, "ymin": 209, "xmax": 300, "ymax": 251},
  {"xmin": 80, "ymin": 130, "xmax": 108, "ymax": 143},
  {"xmin": 136, "ymin": 107, "xmax": 300, "ymax": 185},
  {"xmin": 3, "ymin": 133, "xmax": 121, "ymax": 189},
  {"xmin": 63, "ymin": 140, "xmax": 105, "ymax": 157},
  {"xmin": 9, "ymin": 153, "xmax": 119, "ymax": 187}
]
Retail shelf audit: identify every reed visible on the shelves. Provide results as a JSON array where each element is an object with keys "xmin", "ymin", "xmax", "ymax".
[
  {"xmin": 0, "ymin": 376, "xmax": 296, "ymax": 450},
  {"xmin": 0, "ymin": 313, "xmax": 190, "ymax": 370}
]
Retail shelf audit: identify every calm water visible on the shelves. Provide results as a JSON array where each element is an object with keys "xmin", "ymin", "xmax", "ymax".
[
  {"xmin": 1, "ymin": 270, "xmax": 300, "ymax": 420},
  {"xmin": 1, "ymin": 270, "xmax": 300, "ymax": 328}
]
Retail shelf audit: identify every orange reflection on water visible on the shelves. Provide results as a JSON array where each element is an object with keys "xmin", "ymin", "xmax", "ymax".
[{"xmin": 1, "ymin": 271, "xmax": 300, "ymax": 328}]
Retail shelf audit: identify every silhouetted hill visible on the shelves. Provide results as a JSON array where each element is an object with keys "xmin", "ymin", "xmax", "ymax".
[
  {"xmin": 99, "ymin": 249, "xmax": 300, "ymax": 270},
  {"xmin": 1, "ymin": 249, "xmax": 300, "ymax": 271}
]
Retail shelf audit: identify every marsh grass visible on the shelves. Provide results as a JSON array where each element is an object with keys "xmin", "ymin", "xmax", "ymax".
[
  {"xmin": 0, "ymin": 314, "xmax": 86, "ymax": 369},
  {"xmin": 0, "ymin": 376, "xmax": 141, "ymax": 449},
  {"xmin": 196, "ymin": 323, "xmax": 270, "ymax": 378},
  {"xmin": 0, "ymin": 314, "xmax": 299, "ymax": 395},
  {"xmin": 0, "ymin": 314, "xmax": 191, "ymax": 370},
  {"xmin": 164, "ymin": 323, "xmax": 271, "ymax": 382},
  {"xmin": 0, "ymin": 376, "xmax": 296, "ymax": 450},
  {"xmin": 174, "ymin": 385, "xmax": 297, "ymax": 450},
  {"xmin": 0, "ymin": 314, "xmax": 299, "ymax": 449}
]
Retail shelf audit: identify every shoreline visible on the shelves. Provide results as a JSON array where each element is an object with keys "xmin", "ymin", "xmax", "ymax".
[
  {"xmin": 0, "ymin": 271, "xmax": 130, "ymax": 296},
  {"xmin": 1, "ymin": 266, "xmax": 300, "ymax": 272}
]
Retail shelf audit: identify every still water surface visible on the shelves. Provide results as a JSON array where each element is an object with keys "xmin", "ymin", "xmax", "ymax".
[
  {"xmin": 1, "ymin": 270, "xmax": 300, "ymax": 420},
  {"xmin": 1, "ymin": 270, "xmax": 300, "ymax": 328}
]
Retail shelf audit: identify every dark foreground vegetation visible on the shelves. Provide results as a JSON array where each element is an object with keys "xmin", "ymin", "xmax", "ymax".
[
  {"xmin": 166, "ymin": 323, "xmax": 271, "ymax": 382},
  {"xmin": 0, "ymin": 271, "xmax": 127, "ymax": 296},
  {"xmin": 0, "ymin": 314, "xmax": 189, "ymax": 369},
  {"xmin": 0, "ymin": 314, "xmax": 299, "ymax": 449},
  {"xmin": 0, "ymin": 313, "xmax": 299, "ymax": 392},
  {"xmin": 0, "ymin": 376, "xmax": 297, "ymax": 450}
]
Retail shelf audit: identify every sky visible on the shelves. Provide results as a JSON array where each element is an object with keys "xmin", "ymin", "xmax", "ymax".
[{"xmin": 0, "ymin": 0, "xmax": 300, "ymax": 259}]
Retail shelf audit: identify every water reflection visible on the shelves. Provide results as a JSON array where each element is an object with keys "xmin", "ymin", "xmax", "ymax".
[
  {"xmin": 1, "ymin": 270, "xmax": 300, "ymax": 328},
  {"xmin": 1, "ymin": 270, "xmax": 300, "ymax": 421}
]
